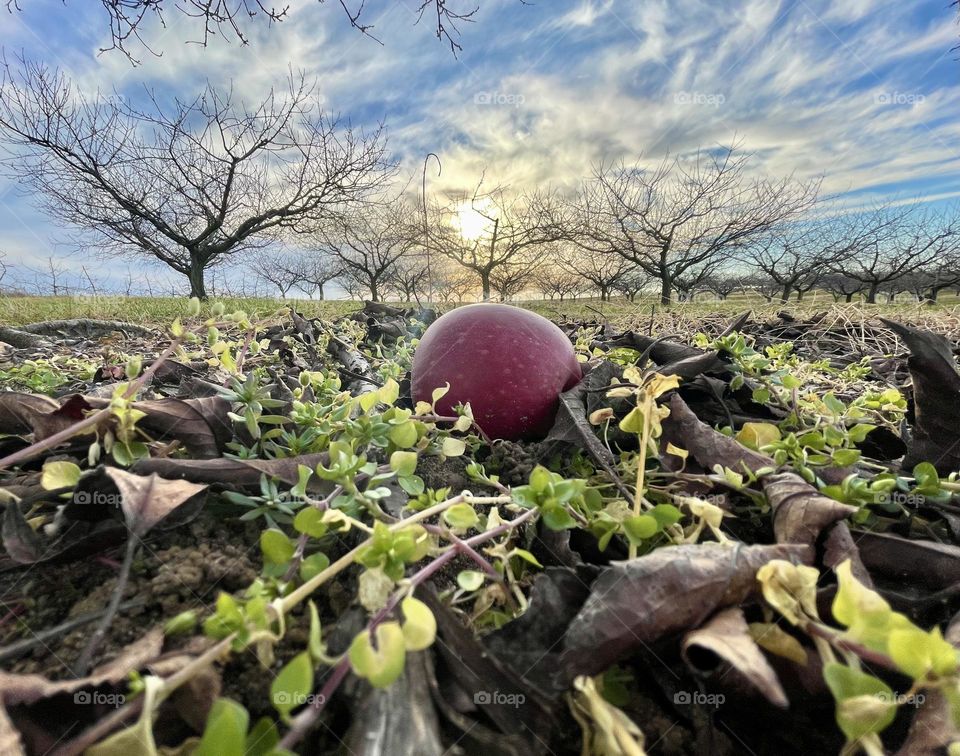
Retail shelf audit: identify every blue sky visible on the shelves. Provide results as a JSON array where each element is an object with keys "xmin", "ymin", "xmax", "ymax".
[{"xmin": 0, "ymin": 0, "xmax": 958, "ymax": 294}]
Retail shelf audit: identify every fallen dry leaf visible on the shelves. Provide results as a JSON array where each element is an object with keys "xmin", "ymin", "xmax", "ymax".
[
  {"xmin": 2, "ymin": 499, "xmax": 43, "ymax": 564},
  {"xmin": 558, "ymin": 542, "xmax": 812, "ymax": 683},
  {"xmin": 101, "ymin": 468, "xmax": 207, "ymax": 536},
  {"xmin": 682, "ymin": 607, "xmax": 788, "ymax": 708},
  {"xmin": 132, "ymin": 452, "xmax": 332, "ymax": 493},
  {"xmin": 661, "ymin": 393, "xmax": 774, "ymax": 475},
  {"xmin": 881, "ymin": 318, "xmax": 960, "ymax": 473},
  {"xmin": 762, "ymin": 471, "xmax": 857, "ymax": 547}
]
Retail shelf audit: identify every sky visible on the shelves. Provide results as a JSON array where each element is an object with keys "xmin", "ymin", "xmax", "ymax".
[{"xmin": 0, "ymin": 0, "xmax": 958, "ymax": 296}]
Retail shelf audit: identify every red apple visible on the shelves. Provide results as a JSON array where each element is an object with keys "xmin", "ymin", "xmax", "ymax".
[{"xmin": 411, "ymin": 303, "xmax": 582, "ymax": 440}]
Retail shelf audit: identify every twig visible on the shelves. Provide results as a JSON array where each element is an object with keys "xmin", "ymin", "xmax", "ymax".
[
  {"xmin": 72, "ymin": 533, "xmax": 139, "ymax": 677},
  {"xmin": 0, "ymin": 598, "xmax": 147, "ymax": 665}
]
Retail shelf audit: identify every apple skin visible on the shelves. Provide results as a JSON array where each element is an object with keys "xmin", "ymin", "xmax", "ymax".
[{"xmin": 411, "ymin": 303, "xmax": 582, "ymax": 440}]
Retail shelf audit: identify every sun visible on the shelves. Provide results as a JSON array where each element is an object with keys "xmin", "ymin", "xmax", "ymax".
[{"xmin": 455, "ymin": 200, "xmax": 494, "ymax": 241}]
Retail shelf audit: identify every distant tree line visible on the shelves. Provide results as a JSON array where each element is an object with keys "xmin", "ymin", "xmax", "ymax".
[{"xmin": 1, "ymin": 61, "xmax": 959, "ymax": 306}]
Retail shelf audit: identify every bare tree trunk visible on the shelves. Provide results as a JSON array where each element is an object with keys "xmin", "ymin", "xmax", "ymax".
[
  {"xmin": 659, "ymin": 275, "xmax": 671, "ymax": 306},
  {"xmin": 865, "ymin": 283, "xmax": 879, "ymax": 304},
  {"xmin": 187, "ymin": 260, "xmax": 207, "ymax": 299},
  {"xmin": 779, "ymin": 283, "xmax": 791, "ymax": 303},
  {"xmin": 481, "ymin": 271, "xmax": 492, "ymax": 301}
]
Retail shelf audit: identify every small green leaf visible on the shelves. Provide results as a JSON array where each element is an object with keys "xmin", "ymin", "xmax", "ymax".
[
  {"xmin": 245, "ymin": 718, "xmax": 280, "ymax": 756},
  {"xmin": 736, "ymin": 422, "xmax": 781, "ymax": 449},
  {"xmin": 832, "ymin": 449, "xmax": 861, "ymax": 467},
  {"xmin": 294, "ymin": 508, "xmax": 328, "ymax": 538},
  {"xmin": 511, "ymin": 548, "xmax": 543, "ymax": 568},
  {"xmin": 307, "ymin": 601, "xmax": 326, "ymax": 663},
  {"xmin": 270, "ymin": 652, "xmax": 314, "ymax": 719},
  {"xmin": 649, "ymin": 504, "xmax": 682, "ymax": 529},
  {"xmin": 390, "ymin": 451, "xmax": 419, "ymax": 477},
  {"xmin": 124, "ymin": 356, "xmax": 142, "ymax": 380},
  {"xmin": 618, "ymin": 407, "xmax": 645, "ymax": 434},
  {"xmin": 389, "ymin": 421, "xmax": 418, "ymax": 448},
  {"xmin": 623, "ymin": 514, "xmax": 658, "ymax": 542},
  {"xmin": 194, "ymin": 698, "xmax": 249, "ymax": 756},
  {"xmin": 261, "ymin": 529, "xmax": 295, "ymax": 565},
  {"xmin": 542, "ymin": 504, "xmax": 577, "ymax": 531},
  {"xmin": 441, "ymin": 437, "xmax": 466, "ymax": 457},
  {"xmin": 299, "ymin": 552, "xmax": 331, "ymax": 582},
  {"xmin": 378, "ymin": 379, "xmax": 400, "ymax": 406},
  {"xmin": 401, "ymin": 596, "xmax": 436, "ymax": 651},
  {"xmin": 348, "ymin": 622, "xmax": 406, "ymax": 688},
  {"xmin": 41, "ymin": 460, "xmax": 81, "ymax": 491},
  {"xmin": 888, "ymin": 626, "xmax": 959, "ymax": 678},
  {"xmin": 529, "ymin": 465, "xmax": 552, "ymax": 493},
  {"xmin": 431, "ymin": 383, "xmax": 450, "ymax": 404},
  {"xmin": 359, "ymin": 391, "xmax": 380, "ymax": 413},
  {"xmin": 163, "ymin": 610, "xmax": 198, "ymax": 637},
  {"xmin": 443, "ymin": 503, "xmax": 479, "ymax": 530},
  {"xmin": 823, "ymin": 663, "xmax": 896, "ymax": 741},
  {"xmin": 457, "ymin": 569, "xmax": 485, "ymax": 591}
]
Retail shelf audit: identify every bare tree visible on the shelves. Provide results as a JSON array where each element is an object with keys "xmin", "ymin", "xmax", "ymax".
[
  {"xmin": 738, "ymin": 219, "xmax": 829, "ymax": 303},
  {"xmin": 432, "ymin": 259, "xmax": 477, "ymax": 304},
  {"xmin": 740, "ymin": 273, "xmax": 783, "ymax": 303},
  {"xmin": 574, "ymin": 145, "xmax": 819, "ymax": 305},
  {"xmin": 826, "ymin": 204, "xmax": 960, "ymax": 304},
  {"xmin": 820, "ymin": 273, "xmax": 865, "ymax": 303},
  {"xmin": 490, "ymin": 261, "xmax": 537, "ymax": 301},
  {"xmin": 428, "ymin": 181, "xmax": 568, "ymax": 301},
  {"xmin": 556, "ymin": 243, "xmax": 632, "ymax": 301},
  {"xmin": 612, "ymin": 268, "xmax": 649, "ymax": 302},
  {"xmin": 250, "ymin": 249, "xmax": 303, "ymax": 299},
  {"xmin": 0, "ymin": 60, "xmax": 392, "ymax": 298},
  {"xmin": 0, "ymin": 251, "xmax": 7, "ymax": 286},
  {"xmin": 290, "ymin": 253, "xmax": 342, "ymax": 301},
  {"xmin": 5, "ymin": 0, "xmax": 504, "ymax": 63},
  {"xmin": 319, "ymin": 197, "xmax": 417, "ymax": 302},
  {"xmin": 903, "ymin": 253, "xmax": 960, "ymax": 303},
  {"xmin": 384, "ymin": 252, "xmax": 431, "ymax": 303},
  {"xmin": 701, "ymin": 270, "xmax": 746, "ymax": 301},
  {"xmin": 536, "ymin": 264, "xmax": 582, "ymax": 301},
  {"xmin": 673, "ymin": 259, "xmax": 719, "ymax": 302}
]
